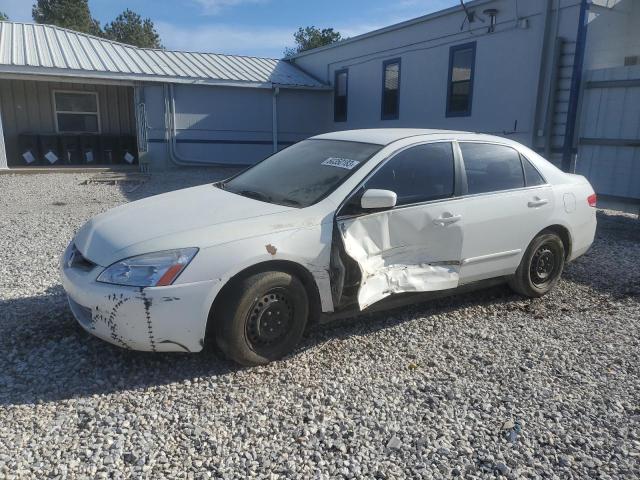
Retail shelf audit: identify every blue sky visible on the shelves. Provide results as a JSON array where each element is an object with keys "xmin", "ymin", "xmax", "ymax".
[{"xmin": 0, "ymin": 0, "xmax": 460, "ymax": 58}]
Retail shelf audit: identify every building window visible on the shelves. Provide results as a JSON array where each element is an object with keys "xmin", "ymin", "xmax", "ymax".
[
  {"xmin": 334, "ymin": 69, "xmax": 348, "ymax": 122},
  {"xmin": 54, "ymin": 91, "xmax": 100, "ymax": 133},
  {"xmin": 446, "ymin": 42, "xmax": 476, "ymax": 117},
  {"xmin": 381, "ymin": 58, "xmax": 401, "ymax": 120}
]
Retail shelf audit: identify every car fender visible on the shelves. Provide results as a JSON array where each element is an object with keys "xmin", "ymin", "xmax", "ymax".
[{"xmin": 176, "ymin": 223, "xmax": 335, "ymax": 313}]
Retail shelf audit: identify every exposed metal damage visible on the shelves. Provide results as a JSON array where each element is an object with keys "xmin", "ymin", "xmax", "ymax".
[
  {"xmin": 162, "ymin": 296, "xmax": 181, "ymax": 302},
  {"xmin": 266, "ymin": 244, "xmax": 278, "ymax": 255},
  {"xmin": 94, "ymin": 294, "xmax": 132, "ymax": 350},
  {"xmin": 138, "ymin": 288, "xmax": 156, "ymax": 352}
]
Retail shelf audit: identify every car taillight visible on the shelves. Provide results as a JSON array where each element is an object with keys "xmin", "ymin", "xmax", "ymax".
[{"xmin": 587, "ymin": 193, "xmax": 597, "ymax": 208}]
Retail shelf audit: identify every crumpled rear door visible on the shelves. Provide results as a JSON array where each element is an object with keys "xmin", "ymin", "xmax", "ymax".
[{"xmin": 337, "ymin": 201, "xmax": 464, "ymax": 310}]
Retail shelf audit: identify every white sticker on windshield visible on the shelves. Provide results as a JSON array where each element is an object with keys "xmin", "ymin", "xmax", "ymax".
[{"xmin": 322, "ymin": 157, "xmax": 360, "ymax": 170}]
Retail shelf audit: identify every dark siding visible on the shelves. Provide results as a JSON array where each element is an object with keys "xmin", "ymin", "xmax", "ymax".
[{"xmin": 0, "ymin": 79, "xmax": 135, "ymax": 164}]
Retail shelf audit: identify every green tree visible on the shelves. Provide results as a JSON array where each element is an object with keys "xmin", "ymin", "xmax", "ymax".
[
  {"xmin": 32, "ymin": 0, "xmax": 101, "ymax": 36},
  {"xmin": 0, "ymin": 12, "xmax": 9, "ymax": 21},
  {"xmin": 103, "ymin": 9, "xmax": 162, "ymax": 49},
  {"xmin": 284, "ymin": 26, "xmax": 342, "ymax": 57}
]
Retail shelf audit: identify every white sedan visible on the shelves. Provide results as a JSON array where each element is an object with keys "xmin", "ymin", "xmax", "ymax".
[{"xmin": 61, "ymin": 129, "xmax": 597, "ymax": 365}]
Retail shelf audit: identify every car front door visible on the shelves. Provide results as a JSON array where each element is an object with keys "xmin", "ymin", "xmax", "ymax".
[
  {"xmin": 336, "ymin": 142, "xmax": 465, "ymax": 310},
  {"xmin": 456, "ymin": 142, "xmax": 555, "ymax": 284}
]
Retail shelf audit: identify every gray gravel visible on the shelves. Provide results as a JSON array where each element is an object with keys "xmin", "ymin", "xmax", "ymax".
[{"xmin": 1, "ymin": 170, "xmax": 639, "ymax": 479}]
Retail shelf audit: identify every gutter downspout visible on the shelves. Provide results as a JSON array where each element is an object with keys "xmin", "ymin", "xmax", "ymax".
[
  {"xmin": 531, "ymin": 0, "xmax": 554, "ymax": 148},
  {"xmin": 562, "ymin": 0, "xmax": 589, "ymax": 172},
  {"xmin": 272, "ymin": 86, "xmax": 280, "ymax": 153},
  {"xmin": 0, "ymin": 99, "xmax": 7, "ymax": 169}
]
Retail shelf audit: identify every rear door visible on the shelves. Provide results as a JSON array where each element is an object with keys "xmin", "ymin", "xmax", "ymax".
[
  {"xmin": 336, "ymin": 142, "xmax": 464, "ymax": 310},
  {"xmin": 457, "ymin": 142, "xmax": 555, "ymax": 283}
]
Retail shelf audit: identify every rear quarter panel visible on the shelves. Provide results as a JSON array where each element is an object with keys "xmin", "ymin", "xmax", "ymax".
[{"xmin": 550, "ymin": 175, "xmax": 597, "ymax": 261}]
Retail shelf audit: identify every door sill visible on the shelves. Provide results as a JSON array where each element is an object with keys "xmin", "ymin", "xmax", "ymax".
[{"xmin": 319, "ymin": 277, "xmax": 508, "ymax": 324}]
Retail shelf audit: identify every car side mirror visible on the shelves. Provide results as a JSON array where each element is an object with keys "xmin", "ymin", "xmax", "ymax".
[{"xmin": 360, "ymin": 189, "xmax": 397, "ymax": 210}]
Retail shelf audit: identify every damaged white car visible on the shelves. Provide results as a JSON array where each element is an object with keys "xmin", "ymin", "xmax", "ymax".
[{"xmin": 61, "ymin": 129, "xmax": 597, "ymax": 365}]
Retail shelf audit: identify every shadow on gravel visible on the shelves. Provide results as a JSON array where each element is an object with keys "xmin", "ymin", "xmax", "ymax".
[
  {"xmin": 0, "ymin": 283, "xmax": 518, "ymax": 407},
  {"xmin": 562, "ymin": 211, "xmax": 640, "ymax": 300},
  {"xmin": 0, "ymin": 286, "xmax": 240, "ymax": 407}
]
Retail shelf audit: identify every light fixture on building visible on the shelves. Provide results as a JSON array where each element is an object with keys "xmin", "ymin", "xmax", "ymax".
[{"xmin": 483, "ymin": 8, "xmax": 498, "ymax": 33}]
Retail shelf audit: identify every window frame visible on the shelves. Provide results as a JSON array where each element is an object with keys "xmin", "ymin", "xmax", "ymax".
[
  {"xmin": 336, "ymin": 140, "xmax": 465, "ymax": 218},
  {"xmin": 53, "ymin": 90, "xmax": 101, "ymax": 134},
  {"xmin": 381, "ymin": 58, "xmax": 401, "ymax": 121},
  {"xmin": 519, "ymin": 153, "xmax": 549, "ymax": 187},
  {"xmin": 446, "ymin": 42, "xmax": 477, "ymax": 118},
  {"xmin": 333, "ymin": 68, "xmax": 349, "ymax": 123}
]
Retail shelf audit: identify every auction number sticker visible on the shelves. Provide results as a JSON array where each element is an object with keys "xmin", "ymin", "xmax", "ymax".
[{"xmin": 321, "ymin": 157, "xmax": 360, "ymax": 170}]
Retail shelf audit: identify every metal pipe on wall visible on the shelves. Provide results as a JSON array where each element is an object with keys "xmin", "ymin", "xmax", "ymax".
[
  {"xmin": 562, "ymin": 0, "xmax": 590, "ymax": 172},
  {"xmin": 272, "ymin": 86, "xmax": 280, "ymax": 153},
  {"xmin": 164, "ymin": 83, "xmax": 279, "ymax": 167},
  {"xmin": 165, "ymin": 83, "xmax": 239, "ymax": 167},
  {"xmin": 0, "ymin": 99, "xmax": 7, "ymax": 169},
  {"xmin": 531, "ymin": 0, "xmax": 554, "ymax": 147}
]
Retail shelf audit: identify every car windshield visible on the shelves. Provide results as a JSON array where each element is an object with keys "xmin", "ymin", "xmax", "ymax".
[{"xmin": 220, "ymin": 139, "xmax": 382, "ymax": 208}]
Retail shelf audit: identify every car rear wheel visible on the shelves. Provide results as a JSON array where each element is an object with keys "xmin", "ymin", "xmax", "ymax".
[
  {"xmin": 508, "ymin": 232, "xmax": 565, "ymax": 298},
  {"xmin": 215, "ymin": 271, "xmax": 309, "ymax": 366}
]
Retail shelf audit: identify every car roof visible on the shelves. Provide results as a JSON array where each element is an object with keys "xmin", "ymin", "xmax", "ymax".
[{"xmin": 311, "ymin": 128, "xmax": 474, "ymax": 145}]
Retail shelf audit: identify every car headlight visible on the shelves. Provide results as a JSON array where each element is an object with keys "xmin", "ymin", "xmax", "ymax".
[{"xmin": 97, "ymin": 248, "xmax": 199, "ymax": 287}]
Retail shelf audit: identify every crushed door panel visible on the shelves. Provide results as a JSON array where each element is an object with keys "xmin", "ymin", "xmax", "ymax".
[{"xmin": 337, "ymin": 202, "xmax": 464, "ymax": 310}]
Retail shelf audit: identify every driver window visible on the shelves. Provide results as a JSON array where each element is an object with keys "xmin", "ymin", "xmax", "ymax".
[{"xmin": 364, "ymin": 142, "xmax": 455, "ymax": 206}]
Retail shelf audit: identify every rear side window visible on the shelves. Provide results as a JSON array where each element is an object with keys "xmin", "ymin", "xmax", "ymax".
[
  {"xmin": 365, "ymin": 143, "xmax": 455, "ymax": 206},
  {"xmin": 521, "ymin": 155, "xmax": 546, "ymax": 186},
  {"xmin": 460, "ymin": 143, "xmax": 525, "ymax": 194}
]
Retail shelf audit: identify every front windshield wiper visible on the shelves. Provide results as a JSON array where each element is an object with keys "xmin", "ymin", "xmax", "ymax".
[
  {"xmin": 225, "ymin": 187, "xmax": 301, "ymax": 207},
  {"xmin": 278, "ymin": 198, "xmax": 302, "ymax": 208},
  {"xmin": 238, "ymin": 189, "xmax": 272, "ymax": 203}
]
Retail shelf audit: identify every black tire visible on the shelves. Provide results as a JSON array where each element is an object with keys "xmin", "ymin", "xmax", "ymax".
[
  {"xmin": 215, "ymin": 271, "xmax": 309, "ymax": 366},
  {"xmin": 508, "ymin": 232, "xmax": 565, "ymax": 298}
]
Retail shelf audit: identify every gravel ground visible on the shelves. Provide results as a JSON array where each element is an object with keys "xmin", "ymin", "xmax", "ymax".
[{"xmin": 0, "ymin": 170, "xmax": 639, "ymax": 479}]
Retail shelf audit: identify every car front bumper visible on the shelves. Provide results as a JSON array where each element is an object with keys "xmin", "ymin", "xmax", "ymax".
[{"xmin": 60, "ymin": 247, "xmax": 219, "ymax": 353}]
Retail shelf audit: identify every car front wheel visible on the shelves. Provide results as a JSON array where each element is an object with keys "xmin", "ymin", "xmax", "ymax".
[
  {"xmin": 509, "ymin": 232, "xmax": 565, "ymax": 298},
  {"xmin": 215, "ymin": 271, "xmax": 309, "ymax": 366}
]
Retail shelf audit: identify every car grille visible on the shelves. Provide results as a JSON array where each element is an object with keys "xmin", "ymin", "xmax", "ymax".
[{"xmin": 68, "ymin": 296, "xmax": 94, "ymax": 329}]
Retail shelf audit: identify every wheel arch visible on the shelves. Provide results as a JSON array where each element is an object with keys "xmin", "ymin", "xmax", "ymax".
[
  {"xmin": 539, "ymin": 224, "xmax": 572, "ymax": 260},
  {"xmin": 205, "ymin": 260, "xmax": 323, "ymax": 342}
]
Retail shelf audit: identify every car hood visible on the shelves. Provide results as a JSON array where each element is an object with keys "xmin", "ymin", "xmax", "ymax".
[{"xmin": 74, "ymin": 184, "xmax": 303, "ymax": 266}]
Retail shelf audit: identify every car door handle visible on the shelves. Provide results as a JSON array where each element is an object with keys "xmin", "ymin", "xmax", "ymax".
[
  {"xmin": 528, "ymin": 197, "xmax": 549, "ymax": 208},
  {"xmin": 434, "ymin": 214, "xmax": 462, "ymax": 226}
]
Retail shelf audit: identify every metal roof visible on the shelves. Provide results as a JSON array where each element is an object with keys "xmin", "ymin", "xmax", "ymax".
[{"xmin": 0, "ymin": 22, "xmax": 327, "ymax": 89}]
